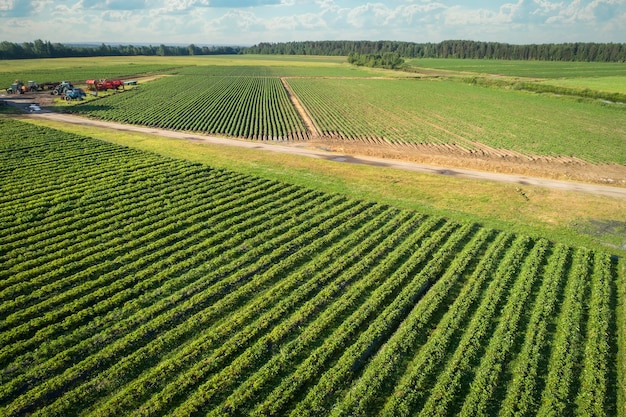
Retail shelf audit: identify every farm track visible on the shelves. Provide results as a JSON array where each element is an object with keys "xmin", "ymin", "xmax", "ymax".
[
  {"xmin": 19, "ymin": 111, "xmax": 626, "ymax": 198},
  {"xmin": 280, "ymin": 77, "xmax": 319, "ymax": 139}
]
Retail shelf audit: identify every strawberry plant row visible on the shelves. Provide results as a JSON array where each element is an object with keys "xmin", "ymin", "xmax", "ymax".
[
  {"xmin": 0, "ymin": 185, "xmax": 318, "ymax": 375},
  {"xmin": 331, "ymin": 229, "xmax": 505, "ymax": 416},
  {"xmin": 71, "ymin": 74, "xmax": 308, "ymax": 140},
  {"xmin": 0, "ymin": 119, "xmax": 619, "ymax": 416},
  {"xmin": 90, "ymin": 207, "xmax": 408, "ymax": 417}
]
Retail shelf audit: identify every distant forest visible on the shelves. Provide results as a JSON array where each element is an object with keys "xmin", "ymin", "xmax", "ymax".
[
  {"xmin": 247, "ymin": 40, "xmax": 626, "ymax": 62},
  {"xmin": 1, "ymin": 39, "xmax": 625, "ymax": 62},
  {"xmin": 0, "ymin": 40, "xmax": 243, "ymax": 60}
]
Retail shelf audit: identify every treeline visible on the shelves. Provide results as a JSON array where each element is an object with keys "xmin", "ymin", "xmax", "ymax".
[
  {"xmin": 246, "ymin": 40, "xmax": 626, "ymax": 62},
  {"xmin": 347, "ymin": 52, "xmax": 404, "ymax": 69},
  {"xmin": 0, "ymin": 39, "xmax": 243, "ymax": 60},
  {"xmin": 3, "ymin": 39, "xmax": 625, "ymax": 62}
]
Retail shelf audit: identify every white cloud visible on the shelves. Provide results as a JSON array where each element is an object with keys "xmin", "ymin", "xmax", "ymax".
[
  {"xmin": 101, "ymin": 10, "xmax": 134, "ymax": 22},
  {"xmin": 543, "ymin": 0, "xmax": 625, "ymax": 23},
  {"xmin": 444, "ymin": 1, "xmax": 526, "ymax": 26},
  {"xmin": 52, "ymin": 2, "xmax": 83, "ymax": 16},
  {"xmin": 79, "ymin": 0, "xmax": 150, "ymax": 10},
  {"xmin": 346, "ymin": 3, "xmax": 389, "ymax": 28},
  {"xmin": 0, "ymin": 0, "xmax": 624, "ymax": 45},
  {"xmin": 209, "ymin": 0, "xmax": 283, "ymax": 7},
  {"xmin": 210, "ymin": 9, "xmax": 262, "ymax": 31},
  {"xmin": 0, "ymin": 0, "xmax": 14, "ymax": 11},
  {"xmin": 268, "ymin": 15, "xmax": 299, "ymax": 30},
  {"xmin": 533, "ymin": 0, "xmax": 565, "ymax": 13},
  {"xmin": 299, "ymin": 12, "xmax": 326, "ymax": 28},
  {"xmin": 32, "ymin": 0, "xmax": 53, "ymax": 13}
]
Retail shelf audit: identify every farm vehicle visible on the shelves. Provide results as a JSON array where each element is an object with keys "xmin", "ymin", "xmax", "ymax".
[
  {"xmin": 86, "ymin": 79, "xmax": 124, "ymax": 91},
  {"xmin": 25, "ymin": 81, "xmax": 43, "ymax": 91},
  {"xmin": 51, "ymin": 81, "xmax": 73, "ymax": 95},
  {"xmin": 6, "ymin": 82, "xmax": 24, "ymax": 94},
  {"xmin": 64, "ymin": 88, "xmax": 86, "ymax": 101},
  {"xmin": 5, "ymin": 80, "xmax": 48, "ymax": 94},
  {"xmin": 41, "ymin": 82, "xmax": 61, "ymax": 91}
]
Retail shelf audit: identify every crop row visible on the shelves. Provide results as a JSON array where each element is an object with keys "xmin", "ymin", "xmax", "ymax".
[
  {"xmin": 54, "ymin": 67, "xmax": 626, "ymax": 164},
  {"xmin": 287, "ymin": 77, "xmax": 626, "ymax": 164},
  {"xmin": 287, "ymin": 78, "xmax": 476, "ymax": 146},
  {"xmin": 71, "ymin": 74, "xmax": 308, "ymax": 140},
  {"xmin": 0, "ymin": 119, "xmax": 620, "ymax": 416}
]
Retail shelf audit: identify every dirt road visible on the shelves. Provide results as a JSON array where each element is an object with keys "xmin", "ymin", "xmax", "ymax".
[{"xmin": 20, "ymin": 111, "xmax": 626, "ymax": 199}]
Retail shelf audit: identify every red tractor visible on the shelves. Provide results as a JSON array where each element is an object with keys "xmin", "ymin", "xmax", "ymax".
[{"xmin": 86, "ymin": 79, "xmax": 124, "ymax": 91}]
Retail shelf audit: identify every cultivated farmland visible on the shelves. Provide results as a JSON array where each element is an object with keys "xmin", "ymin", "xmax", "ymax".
[
  {"xmin": 288, "ymin": 77, "xmax": 626, "ymax": 163},
  {"xmin": 77, "ymin": 73, "xmax": 308, "ymax": 140},
  {"xmin": 0, "ymin": 119, "xmax": 621, "ymax": 416},
  {"xmin": 68, "ymin": 62, "xmax": 626, "ymax": 165},
  {"xmin": 403, "ymin": 57, "xmax": 626, "ymax": 79}
]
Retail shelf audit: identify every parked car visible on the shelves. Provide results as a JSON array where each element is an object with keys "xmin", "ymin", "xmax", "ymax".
[{"xmin": 25, "ymin": 104, "xmax": 41, "ymax": 112}]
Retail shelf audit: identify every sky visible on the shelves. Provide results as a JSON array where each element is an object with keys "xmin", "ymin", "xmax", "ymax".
[{"xmin": 0, "ymin": 0, "xmax": 625, "ymax": 46}]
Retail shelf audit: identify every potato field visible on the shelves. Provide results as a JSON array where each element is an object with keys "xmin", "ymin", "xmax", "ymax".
[
  {"xmin": 75, "ymin": 71, "xmax": 308, "ymax": 140},
  {"xmin": 68, "ymin": 64, "xmax": 626, "ymax": 164},
  {"xmin": 0, "ymin": 119, "xmax": 621, "ymax": 416}
]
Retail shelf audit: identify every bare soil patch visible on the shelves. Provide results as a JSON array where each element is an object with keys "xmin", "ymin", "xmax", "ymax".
[
  {"xmin": 0, "ymin": 90, "xmax": 57, "ymax": 110},
  {"xmin": 280, "ymin": 78, "xmax": 318, "ymax": 139},
  {"xmin": 312, "ymin": 137, "xmax": 626, "ymax": 187}
]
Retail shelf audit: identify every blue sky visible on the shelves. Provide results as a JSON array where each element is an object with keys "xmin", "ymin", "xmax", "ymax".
[{"xmin": 0, "ymin": 0, "xmax": 624, "ymax": 45}]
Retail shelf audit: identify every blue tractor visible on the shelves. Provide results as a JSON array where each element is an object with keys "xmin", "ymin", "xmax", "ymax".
[{"xmin": 64, "ymin": 88, "xmax": 86, "ymax": 101}]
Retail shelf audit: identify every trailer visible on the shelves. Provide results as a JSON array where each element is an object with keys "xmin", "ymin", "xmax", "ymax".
[
  {"xmin": 41, "ymin": 82, "xmax": 61, "ymax": 91},
  {"xmin": 86, "ymin": 79, "xmax": 124, "ymax": 91}
]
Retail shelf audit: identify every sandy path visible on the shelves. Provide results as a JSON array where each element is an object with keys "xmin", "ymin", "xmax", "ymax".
[
  {"xmin": 280, "ymin": 77, "xmax": 320, "ymax": 139},
  {"xmin": 20, "ymin": 111, "xmax": 626, "ymax": 199}
]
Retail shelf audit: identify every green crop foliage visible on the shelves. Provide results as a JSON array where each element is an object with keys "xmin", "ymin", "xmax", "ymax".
[
  {"xmin": 288, "ymin": 77, "xmax": 626, "ymax": 164},
  {"xmin": 28, "ymin": 56, "xmax": 621, "ymax": 164},
  {"xmin": 404, "ymin": 58, "xmax": 626, "ymax": 79},
  {"xmin": 539, "ymin": 76, "xmax": 626, "ymax": 95},
  {"xmin": 176, "ymin": 64, "xmax": 380, "ymax": 78},
  {"xmin": 70, "ymin": 69, "xmax": 307, "ymax": 140},
  {"xmin": 0, "ymin": 119, "xmax": 621, "ymax": 417}
]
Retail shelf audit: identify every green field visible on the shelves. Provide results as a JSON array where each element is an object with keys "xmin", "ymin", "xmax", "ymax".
[
  {"xmin": 0, "ymin": 119, "xmax": 623, "ymax": 416},
  {"xmin": 404, "ymin": 57, "xmax": 626, "ymax": 100},
  {"xmin": 539, "ymin": 76, "xmax": 626, "ymax": 95},
  {"xmin": 67, "ymin": 62, "xmax": 626, "ymax": 164},
  {"xmin": 2, "ymin": 55, "xmax": 626, "ymax": 416},
  {"xmin": 289, "ymin": 77, "xmax": 626, "ymax": 162},
  {"xmin": 75, "ymin": 73, "xmax": 308, "ymax": 140},
  {"xmin": 21, "ymin": 115, "xmax": 626, "ymax": 255},
  {"xmin": 405, "ymin": 58, "xmax": 626, "ymax": 79},
  {"xmin": 4, "ymin": 54, "xmax": 624, "ymax": 163},
  {"xmin": 0, "ymin": 55, "xmax": 385, "ymax": 88},
  {"xmin": 177, "ymin": 64, "xmax": 385, "ymax": 77}
]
